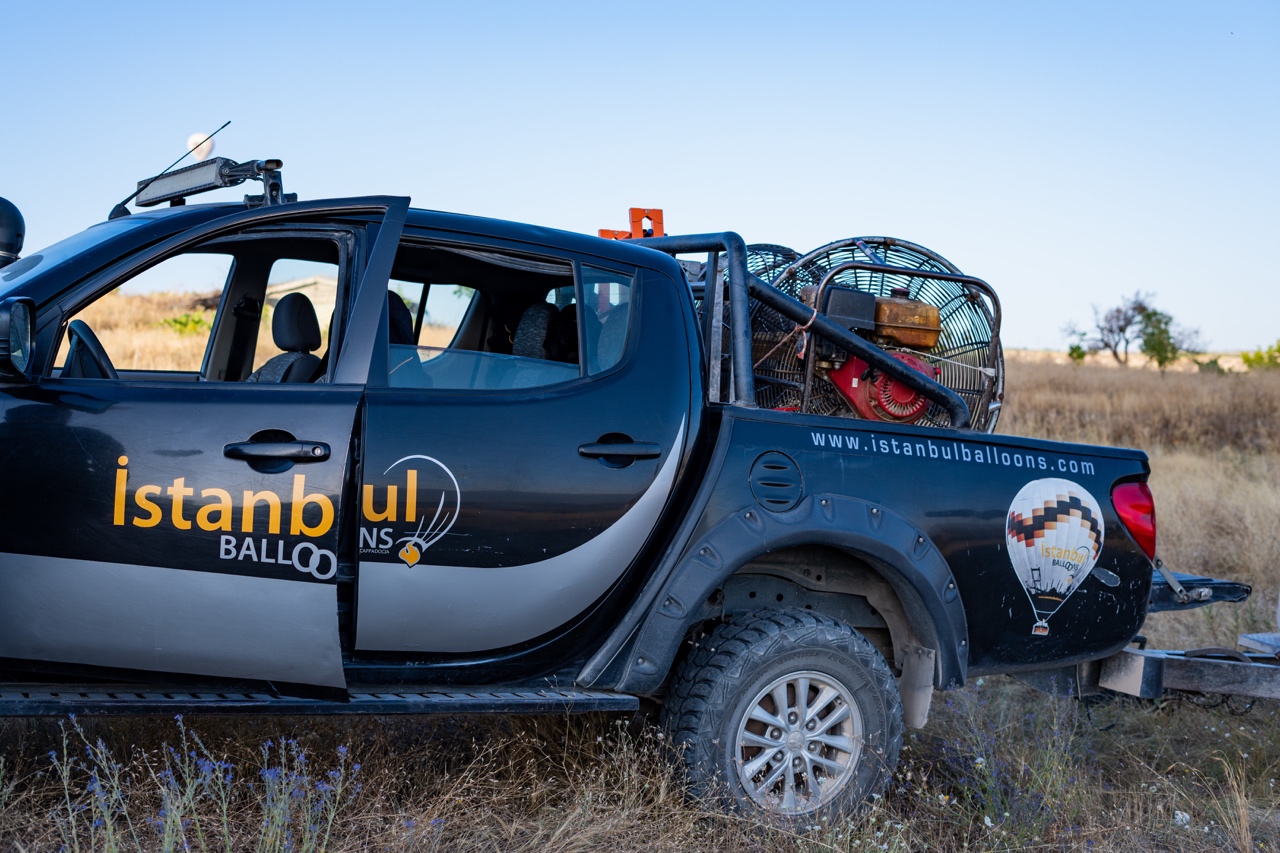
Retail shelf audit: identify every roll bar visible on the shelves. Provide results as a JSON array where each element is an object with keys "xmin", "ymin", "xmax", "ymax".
[{"xmin": 635, "ymin": 232, "xmax": 972, "ymax": 430}]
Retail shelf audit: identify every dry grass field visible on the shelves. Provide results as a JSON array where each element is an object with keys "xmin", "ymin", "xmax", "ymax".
[
  {"xmin": 3, "ymin": 310, "xmax": 1279, "ymax": 850},
  {"xmin": 60, "ymin": 290, "xmax": 455, "ymax": 375}
]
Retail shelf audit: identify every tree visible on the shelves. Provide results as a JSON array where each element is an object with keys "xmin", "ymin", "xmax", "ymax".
[
  {"xmin": 1075, "ymin": 293, "xmax": 1200, "ymax": 371},
  {"xmin": 1138, "ymin": 309, "xmax": 1200, "ymax": 373},
  {"xmin": 1088, "ymin": 292, "xmax": 1151, "ymax": 366}
]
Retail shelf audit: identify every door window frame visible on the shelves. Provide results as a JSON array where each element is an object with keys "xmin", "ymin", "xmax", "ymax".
[
  {"xmin": 362, "ymin": 230, "xmax": 641, "ymax": 392},
  {"xmin": 33, "ymin": 197, "xmax": 409, "ymax": 385}
]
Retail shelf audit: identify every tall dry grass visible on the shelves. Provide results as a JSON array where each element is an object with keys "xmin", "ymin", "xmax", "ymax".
[
  {"xmin": 64, "ymin": 291, "xmax": 220, "ymax": 373},
  {"xmin": 999, "ymin": 360, "xmax": 1280, "ymax": 454},
  {"xmin": 60, "ymin": 291, "xmax": 455, "ymax": 375},
  {"xmin": 63, "ymin": 290, "xmax": 288, "ymax": 373},
  {"xmin": 4, "ymin": 342, "xmax": 1278, "ymax": 850},
  {"xmin": 1, "ymin": 688, "xmax": 1276, "ymax": 851},
  {"xmin": 1000, "ymin": 361, "xmax": 1280, "ymax": 650}
]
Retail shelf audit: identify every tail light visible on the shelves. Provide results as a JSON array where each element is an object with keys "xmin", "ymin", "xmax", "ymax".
[{"xmin": 1112, "ymin": 482, "xmax": 1156, "ymax": 560}]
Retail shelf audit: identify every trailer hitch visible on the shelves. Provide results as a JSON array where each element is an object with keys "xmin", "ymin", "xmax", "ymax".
[{"xmin": 1153, "ymin": 556, "xmax": 1202, "ymax": 606}]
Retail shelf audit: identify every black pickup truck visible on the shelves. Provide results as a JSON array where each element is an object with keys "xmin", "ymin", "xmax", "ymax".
[{"xmin": 0, "ymin": 162, "xmax": 1173, "ymax": 819}]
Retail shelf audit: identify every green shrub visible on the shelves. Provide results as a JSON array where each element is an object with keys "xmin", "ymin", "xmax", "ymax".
[
  {"xmin": 1243, "ymin": 340, "xmax": 1280, "ymax": 371},
  {"xmin": 1194, "ymin": 357, "xmax": 1227, "ymax": 374},
  {"xmin": 160, "ymin": 312, "xmax": 210, "ymax": 336}
]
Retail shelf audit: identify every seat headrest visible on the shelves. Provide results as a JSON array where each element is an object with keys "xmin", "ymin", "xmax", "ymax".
[
  {"xmin": 389, "ymin": 292, "xmax": 415, "ymax": 345},
  {"xmin": 273, "ymin": 292, "xmax": 321, "ymax": 353},
  {"xmin": 593, "ymin": 303, "xmax": 630, "ymax": 372},
  {"xmin": 512, "ymin": 302, "xmax": 557, "ymax": 359}
]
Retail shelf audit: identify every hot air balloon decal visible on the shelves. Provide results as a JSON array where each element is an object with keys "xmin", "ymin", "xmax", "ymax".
[
  {"xmin": 1005, "ymin": 478, "xmax": 1104, "ymax": 636},
  {"xmin": 385, "ymin": 455, "xmax": 460, "ymax": 568}
]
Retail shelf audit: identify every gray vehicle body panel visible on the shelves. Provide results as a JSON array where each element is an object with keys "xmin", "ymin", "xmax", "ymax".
[{"xmin": 0, "ymin": 554, "xmax": 345, "ymax": 688}]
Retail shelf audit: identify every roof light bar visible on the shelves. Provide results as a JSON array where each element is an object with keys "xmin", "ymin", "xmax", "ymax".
[
  {"xmin": 136, "ymin": 158, "xmax": 236, "ymax": 207},
  {"xmin": 134, "ymin": 158, "xmax": 291, "ymax": 208}
]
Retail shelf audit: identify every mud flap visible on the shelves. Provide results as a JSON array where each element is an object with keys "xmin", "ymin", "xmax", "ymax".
[{"xmin": 897, "ymin": 644, "xmax": 936, "ymax": 728}]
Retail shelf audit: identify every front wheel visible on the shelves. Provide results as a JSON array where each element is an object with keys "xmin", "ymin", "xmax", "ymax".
[{"xmin": 663, "ymin": 608, "xmax": 903, "ymax": 819}]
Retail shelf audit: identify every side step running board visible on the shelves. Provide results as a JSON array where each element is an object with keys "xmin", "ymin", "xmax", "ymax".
[{"xmin": 0, "ymin": 686, "xmax": 639, "ymax": 717}]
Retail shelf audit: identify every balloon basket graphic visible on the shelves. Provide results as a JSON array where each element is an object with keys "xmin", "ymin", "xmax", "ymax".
[{"xmin": 1028, "ymin": 596, "xmax": 1065, "ymax": 636}]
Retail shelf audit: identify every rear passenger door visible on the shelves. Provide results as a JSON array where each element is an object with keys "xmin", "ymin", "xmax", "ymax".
[{"xmin": 355, "ymin": 236, "xmax": 690, "ymax": 653}]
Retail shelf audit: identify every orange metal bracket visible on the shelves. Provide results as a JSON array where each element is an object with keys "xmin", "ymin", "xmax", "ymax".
[{"xmin": 599, "ymin": 207, "xmax": 664, "ymax": 240}]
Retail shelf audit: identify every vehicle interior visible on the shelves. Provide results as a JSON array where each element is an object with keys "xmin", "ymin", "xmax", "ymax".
[
  {"xmin": 385, "ymin": 241, "xmax": 586, "ymax": 391},
  {"xmin": 51, "ymin": 228, "xmax": 632, "ymax": 390},
  {"xmin": 52, "ymin": 229, "xmax": 349, "ymax": 382}
]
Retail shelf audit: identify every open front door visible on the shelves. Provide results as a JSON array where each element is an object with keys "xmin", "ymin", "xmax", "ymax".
[{"xmin": 0, "ymin": 198, "xmax": 408, "ymax": 690}]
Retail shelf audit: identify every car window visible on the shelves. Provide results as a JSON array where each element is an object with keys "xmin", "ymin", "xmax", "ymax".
[
  {"xmin": 581, "ymin": 265, "xmax": 633, "ymax": 374},
  {"xmin": 385, "ymin": 279, "xmax": 476, "ymax": 348},
  {"xmin": 53, "ymin": 252, "xmax": 233, "ymax": 373},
  {"xmin": 256, "ymin": 259, "xmax": 338, "ymax": 370},
  {"xmin": 51, "ymin": 228, "xmax": 349, "ymax": 383},
  {"xmin": 385, "ymin": 242, "xmax": 615, "ymax": 392},
  {"xmin": 423, "ymin": 285, "xmax": 476, "ymax": 346}
]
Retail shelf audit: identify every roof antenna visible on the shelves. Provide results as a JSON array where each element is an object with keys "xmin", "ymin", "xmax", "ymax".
[{"xmin": 109, "ymin": 121, "xmax": 230, "ymax": 220}]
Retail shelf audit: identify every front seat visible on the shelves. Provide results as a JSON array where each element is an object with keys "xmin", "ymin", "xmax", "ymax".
[
  {"xmin": 313, "ymin": 292, "xmax": 418, "ymax": 383},
  {"xmin": 245, "ymin": 292, "xmax": 322, "ymax": 383}
]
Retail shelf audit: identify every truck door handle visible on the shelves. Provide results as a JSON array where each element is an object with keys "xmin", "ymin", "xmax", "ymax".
[
  {"xmin": 578, "ymin": 441, "xmax": 661, "ymax": 459},
  {"xmin": 224, "ymin": 441, "xmax": 331, "ymax": 461}
]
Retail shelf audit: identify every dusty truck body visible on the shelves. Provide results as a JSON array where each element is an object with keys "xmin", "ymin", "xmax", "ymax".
[{"xmin": 0, "ymin": 165, "xmax": 1172, "ymax": 817}]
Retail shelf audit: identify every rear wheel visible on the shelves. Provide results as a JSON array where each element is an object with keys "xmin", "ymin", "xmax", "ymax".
[{"xmin": 663, "ymin": 608, "xmax": 903, "ymax": 819}]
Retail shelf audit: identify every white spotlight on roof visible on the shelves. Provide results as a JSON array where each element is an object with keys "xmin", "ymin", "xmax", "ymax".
[{"xmin": 186, "ymin": 133, "xmax": 216, "ymax": 162}]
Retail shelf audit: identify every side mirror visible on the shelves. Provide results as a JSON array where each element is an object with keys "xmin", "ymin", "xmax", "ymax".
[{"xmin": 0, "ymin": 297, "xmax": 35, "ymax": 382}]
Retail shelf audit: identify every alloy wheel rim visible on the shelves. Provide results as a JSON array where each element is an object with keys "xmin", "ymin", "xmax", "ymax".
[{"xmin": 732, "ymin": 669, "xmax": 864, "ymax": 815}]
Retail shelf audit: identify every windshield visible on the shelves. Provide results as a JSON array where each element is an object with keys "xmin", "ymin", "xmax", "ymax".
[{"xmin": 0, "ymin": 215, "xmax": 164, "ymax": 297}]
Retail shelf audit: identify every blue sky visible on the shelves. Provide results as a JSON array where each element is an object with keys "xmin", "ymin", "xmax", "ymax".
[{"xmin": 3, "ymin": 1, "xmax": 1276, "ymax": 351}]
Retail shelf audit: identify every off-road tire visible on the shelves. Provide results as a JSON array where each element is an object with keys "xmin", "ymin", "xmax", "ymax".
[{"xmin": 662, "ymin": 608, "xmax": 903, "ymax": 819}]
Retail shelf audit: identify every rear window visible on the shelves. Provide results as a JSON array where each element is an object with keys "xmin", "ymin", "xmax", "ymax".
[{"xmin": 382, "ymin": 242, "xmax": 635, "ymax": 392}]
